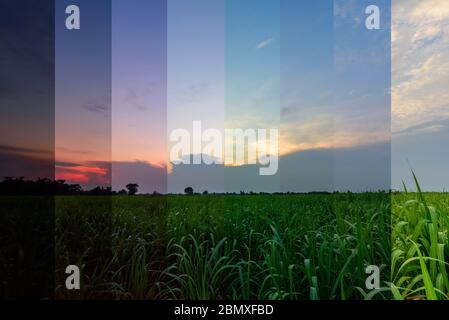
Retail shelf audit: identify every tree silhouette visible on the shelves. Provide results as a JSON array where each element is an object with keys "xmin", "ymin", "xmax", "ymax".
[
  {"xmin": 126, "ymin": 183, "xmax": 139, "ymax": 195},
  {"xmin": 184, "ymin": 186, "xmax": 193, "ymax": 195},
  {"xmin": 0, "ymin": 177, "xmax": 84, "ymax": 195}
]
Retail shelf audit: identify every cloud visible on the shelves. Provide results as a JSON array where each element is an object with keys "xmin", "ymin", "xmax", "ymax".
[
  {"xmin": 0, "ymin": 144, "xmax": 50, "ymax": 157},
  {"xmin": 279, "ymin": 104, "xmax": 389, "ymax": 157},
  {"xmin": 392, "ymin": 0, "xmax": 449, "ymax": 132},
  {"xmin": 174, "ymin": 83, "xmax": 210, "ymax": 105},
  {"xmin": 54, "ymin": 159, "xmax": 168, "ymax": 193},
  {"xmin": 280, "ymin": 116, "xmax": 334, "ymax": 155},
  {"xmin": 0, "ymin": 143, "xmax": 395, "ymax": 193},
  {"xmin": 393, "ymin": 118, "xmax": 449, "ymax": 136},
  {"xmin": 167, "ymin": 141, "xmax": 390, "ymax": 193},
  {"xmin": 56, "ymin": 161, "xmax": 110, "ymax": 188},
  {"xmin": 392, "ymin": 122, "xmax": 449, "ymax": 191},
  {"xmin": 256, "ymin": 37, "xmax": 273, "ymax": 49},
  {"xmin": 83, "ymin": 103, "xmax": 110, "ymax": 114},
  {"xmin": 0, "ymin": 146, "xmax": 53, "ymax": 180},
  {"xmin": 121, "ymin": 87, "xmax": 153, "ymax": 111},
  {"xmin": 54, "ymin": 159, "xmax": 167, "ymax": 193},
  {"xmin": 112, "ymin": 160, "xmax": 166, "ymax": 193},
  {"xmin": 56, "ymin": 147, "xmax": 92, "ymax": 155},
  {"xmin": 55, "ymin": 161, "xmax": 81, "ymax": 168}
]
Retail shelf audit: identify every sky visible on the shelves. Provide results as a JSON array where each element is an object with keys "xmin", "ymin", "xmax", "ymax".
[
  {"xmin": 391, "ymin": 0, "xmax": 449, "ymax": 191},
  {"xmin": 167, "ymin": 0, "xmax": 224, "ymax": 193},
  {"xmin": 0, "ymin": 1, "xmax": 54, "ymax": 180},
  {"xmin": 1, "ymin": 0, "xmax": 448, "ymax": 193},
  {"xmin": 112, "ymin": 0, "xmax": 167, "ymax": 192},
  {"xmin": 55, "ymin": 0, "xmax": 111, "ymax": 189},
  {"xmin": 223, "ymin": 0, "xmax": 280, "ymax": 192}
]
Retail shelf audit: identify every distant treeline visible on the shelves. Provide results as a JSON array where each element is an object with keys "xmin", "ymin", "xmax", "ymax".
[
  {"xmin": 0, "ymin": 177, "xmax": 115, "ymax": 195},
  {"xmin": 0, "ymin": 177, "xmax": 392, "ymax": 196}
]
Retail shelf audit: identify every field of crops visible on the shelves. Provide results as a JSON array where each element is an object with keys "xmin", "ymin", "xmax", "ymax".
[
  {"xmin": 392, "ymin": 191, "xmax": 449, "ymax": 300},
  {"xmin": 54, "ymin": 190, "xmax": 448, "ymax": 300}
]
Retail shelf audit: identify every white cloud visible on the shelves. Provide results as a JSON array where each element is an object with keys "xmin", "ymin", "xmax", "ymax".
[
  {"xmin": 256, "ymin": 37, "xmax": 273, "ymax": 49},
  {"xmin": 392, "ymin": 0, "xmax": 449, "ymax": 132}
]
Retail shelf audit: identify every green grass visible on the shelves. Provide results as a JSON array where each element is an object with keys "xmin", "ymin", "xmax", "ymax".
[
  {"xmin": 55, "ymin": 193, "xmax": 394, "ymax": 300},
  {"xmin": 53, "ymin": 177, "xmax": 449, "ymax": 300},
  {"xmin": 391, "ymin": 191, "xmax": 449, "ymax": 300}
]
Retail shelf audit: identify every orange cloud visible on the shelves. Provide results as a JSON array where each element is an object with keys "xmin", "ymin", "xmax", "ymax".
[
  {"xmin": 55, "ymin": 162, "xmax": 110, "ymax": 188},
  {"xmin": 56, "ymin": 172, "xmax": 88, "ymax": 184}
]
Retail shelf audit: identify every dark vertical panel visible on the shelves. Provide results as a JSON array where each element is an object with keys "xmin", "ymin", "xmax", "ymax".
[
  {"xmin": 55, "ymin": 0, "xmax": 112, "ymax": 299},
  {"xmin": 0, "ymin": 0, "xmax": 55, "ymax": 299}
]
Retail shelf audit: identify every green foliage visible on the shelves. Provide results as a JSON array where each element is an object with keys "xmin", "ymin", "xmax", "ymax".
[
  {"xmin": 391, "ymin": 190, "xmax": 449, "ymax": 300},
  {"xmin": 54, "ymin": 186, "xmax": 448, "ymax": 300}
]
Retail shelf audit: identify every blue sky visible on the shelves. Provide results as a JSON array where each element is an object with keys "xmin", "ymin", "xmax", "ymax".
[
  {"xmin": 280, "ymin": 1, "xmax": 335, "ymax": 191},
  {"xmin": 224, "ymin": 0, "xmax": 281, "ymax": 192},
  {"xmin": 225, "ymin": 0, "xmax": 280, "ymax": 129}
]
